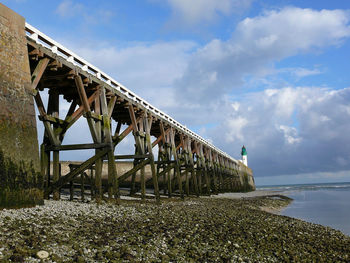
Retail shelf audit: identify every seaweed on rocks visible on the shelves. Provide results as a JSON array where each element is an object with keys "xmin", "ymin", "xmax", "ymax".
[{"xmin": 0, "ymin": 196, "xmax": 349, "ymax": 262}]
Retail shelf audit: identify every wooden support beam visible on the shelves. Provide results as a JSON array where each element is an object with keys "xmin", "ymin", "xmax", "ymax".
[
  {"xmin": 60, "ymin": 90, "xmax": 100, "ymax": 140},
  {"xmin": 34, "ymin": 92, "xmax": 59, "ymax": 146},
  {"xmin": 81, "ymin": 173, "xmax": 85, "ymax": 201},
  {"xmin": 176, "ymin": 142, "xmax": 183, "ymax": 151},
  {"xmin": 152, "ymin": 135, "xmax": 163, "ymax": 148},
  {"xmin": 46, "ymin": 143, "xmax": 109, "ymax": 151},
  {"xmin": 75, "ymin": 74, "xmax": 91, "ymax": 112},
  {"xmin": 74, "ymin": 74, "xmax": 98, "ymax": 143},
  {"xmin": 31, "ymin": 58, "xmax": 49, "ymax": 90},
  {"xmin": 115, "ymin": 154, "xmax": 151, "ymax": 159},
  {"xmin": 146, "ymin": 162, "xmax": 176, "ymax": 184},
  {"xmin": 47, "ymin": 89, "xmax": 61, "ymax": 200},
  {"xmin": 107, "ymin": 95, "xmax": 117, "ymax": 118},
  {"xmin": 46, "ymin": 148, "xmax": 109, "ymax": 196},
  {"xmin": 145, "ymin": 113, "xmax": 160, "ymax": 202},
  {"xmin": 154, "ymin": 160, "xmax": 176, "ymax": 164},
  {"xmin": 128, "ymin": 103, "xmax": 139, "ymax": 132},
  {"xmin": 114, "ymin": 121, "xmax": 122, "ymax": 137},
  {"xmin": 40, "ymin": 143, "xmax": 49, "ymax": 198},
  {"xmin": 170, "ymin": 128, "xmax": 184, "ymax": 199},
  {"xmin": 94, "ymin": 94, "xmax": 102, "ymax": 142},
  {"xmin": 118, "ymin": 159, "xmax": 150, "ymax": 183},
  {"xmin": 94, "ymin": 92, "xmax": 103, "ymax": 200},
  {"xmin": 100, "ymin": 87, "xmax": 118, "ymax": 200},
  {"xmin": 113, "ymin": 122, "xmax": 134, "ymax": 145},
  {"xmin": 34, "ymin": 91, "xmax": 47, "ymax": 117}
]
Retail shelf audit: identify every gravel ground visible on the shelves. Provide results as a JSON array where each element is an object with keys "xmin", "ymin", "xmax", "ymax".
[{"xmin": 0, "ymin": 195, "xmax": 349, "ymax": 262}]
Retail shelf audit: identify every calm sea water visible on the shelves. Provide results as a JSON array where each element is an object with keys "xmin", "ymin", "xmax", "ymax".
[{"xmin": 257, "ymin": 182, "xmax": 350, "ymax": 236}]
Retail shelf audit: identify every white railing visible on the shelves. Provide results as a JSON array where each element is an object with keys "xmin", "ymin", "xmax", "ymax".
[{"xmin": 25, "ymin": 23, "xmax": 237, "ymax": 163}]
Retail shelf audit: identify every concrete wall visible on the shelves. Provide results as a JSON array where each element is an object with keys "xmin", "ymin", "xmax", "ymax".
[{"xmin": 0, "ymin": 4, "xmax": 42, "ymax": 208}]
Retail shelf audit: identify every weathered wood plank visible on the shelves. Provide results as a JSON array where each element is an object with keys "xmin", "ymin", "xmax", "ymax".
[
  {"xmin": 118, "ymin": 159, "xmax": 150, "ymax": 183},
  {"xmin": 46, "ymin": 148, "xmax": 109, "ymax": 195},
  {"xmin": 107, "ymin": 95, "xmax": 117, "ymax": 118},
  {"xmin": 145, "ymin": 113, "xmax": 160, "ymax": 202},
  {"xmin": 46, "ymin": 143, "xmax": 109, "ymax": 151},
  {"xmin": 115, "ymin": 154, "xmax": 151, "ymax": 159},
  {"xmin": 31, "ymin": 57, "xmax": 49, "ymax": 90}
]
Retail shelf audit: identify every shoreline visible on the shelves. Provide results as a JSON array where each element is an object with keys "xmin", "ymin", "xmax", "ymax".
[
  {"xmin": 0, "ymin": 192, "xmax": 349, "ymax": 262},
  {"xmin": 206, "ymin": 190, "xmax": 292, "ymax": 214}
]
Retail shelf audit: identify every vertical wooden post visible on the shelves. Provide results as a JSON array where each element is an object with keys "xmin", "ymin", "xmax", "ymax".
[
  {"xmin": 52, "ymin": 152, "xmax": 60, "ymax": 200},
  {"xmin": 188, "ymin": 141, "xmax": 199, "ymax": 197},
  {"xmin": 47, "ymin": 152, "xmax": 51, "ymax": 189},
  {"xmin": 100, "ymin": 87, "xmax": 119, "ymax": 201},
  {"xmin": 170, "ymin": 128, "xmax": 183, "ymax": 199},
  {"xmin": 159, "ymin": 122, "xmax": 171, "ymax": 197},
  {"xmin": 161, "ymin": 155, "xmax": 167, "ymax": 195},
  {"xmin": 90, "ymin": 167, "xmax": 95, "ymax": 198},
  {"xmin": 81, "ymin": 173, "xmax": 85, "ymax": 201},
  {"xmin": 197, "ymin": 159, "xmax": 202, "ymax": 195},
  {"xmin": 200, "ymin": 146, "xmax": 210, "ymax": 196},
  {"xmin": 194, "ymin": 143, "xmax": 202, "ymax": 196},
  {"xmin": 94, "ymin": 95, "xmax": 103, "ymax": 201},
  {"xmin": 40, "ymin": 144, "xmax": 49, "ymax": 198},
  {"xmin": 219, "ymin": 157, "xmax": 224, "ymax": 193},
  {"xmin": 48, "ymin": 89, "xmax": 61, "ymax": 200},
  {"xmin": 182, "ymin": 136, "xmax": 190, "ymax": 196},
  {"xmin": 128, "ymin": 104, "xmax": 148, "ymax": 201},
  {"xmin": 139, "ymin": 122, "xmax": 146, "ymax": 201},
  {"xmin": 212, "ymin": 153, "xmax": 218, "ymax": 194},
  {"xmin": 209, "ymin": 150, "xmax": 218, "ymax": 194},
  {"xmin": 130, "ymin": 147, "xmax": 138, "ymax": 196},
  {"xmin": 144, "ymin": 113, "xmax": 160, "ymax": 202},
  {"xmin": 70, "ymin": 180, "xmax": 74, "ymax": 201}
]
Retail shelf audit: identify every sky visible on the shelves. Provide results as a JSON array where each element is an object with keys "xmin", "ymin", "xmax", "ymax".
[{"xmin": 4, "ymin": 0, "xmax": 350, "ymax": 185}]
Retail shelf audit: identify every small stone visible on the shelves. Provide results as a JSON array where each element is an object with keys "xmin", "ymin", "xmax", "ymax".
[
  {"xmin": 36, "ymin": 250, "xmax": 49, "ymax": 259},
  {"xmin": 77, "ymin": 256, "xmax": 85, "ymax": 263}
]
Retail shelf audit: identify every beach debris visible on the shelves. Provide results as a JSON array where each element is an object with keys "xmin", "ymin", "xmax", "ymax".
[{"xmin": 36, "ymin": 250, "xmax": 49, "ymax": 259}]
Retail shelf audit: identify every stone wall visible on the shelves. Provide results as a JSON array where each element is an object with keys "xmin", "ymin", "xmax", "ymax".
[
  {"xmin": 0, "ymin": 4, "xmax": 42, "ymax": 208},
  {"xmin": 236, "ymin": 162, "xmax": 255, "ymax": 192}
]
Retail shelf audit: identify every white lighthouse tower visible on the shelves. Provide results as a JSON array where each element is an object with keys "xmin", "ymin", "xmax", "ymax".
[{"xmin": 241, "ymin": 145, "xmax": 248, "ymax": 166}]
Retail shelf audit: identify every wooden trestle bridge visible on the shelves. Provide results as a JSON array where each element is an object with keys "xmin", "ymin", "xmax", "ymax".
[{"xmin": 25, "ymin": 23, "xmax": 251, "ymax": 203}]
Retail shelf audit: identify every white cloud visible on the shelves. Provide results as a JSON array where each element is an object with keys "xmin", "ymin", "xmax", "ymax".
[
  {"xmin": 56, "ymin": 0, "xmax": 83, "ymax": 17},
  {"xmin": 66, "ymin": 40, "xmax": 196, "ymax": 109},
  {"xmin": 226, "ymin": 116, "xmax": 249, "ymax": 143},
  {"xmin": 292, "ymin": 67, "xmax": 322, "ymax": 78},
  {"xmin": 175, "ymin": 7, "xmax": 350, "ymax": 104},
  {"xmin": 279, "ymin": 125, "xmax": 301, "ymax": 145},
  {"xmin": 207, "ymin": 87, "xmax": 350, "ymax": 177},
  {"xmin": 55, "ymin": 0, "xmax": 114, "ymax": 24},
  {"xmin": 164, "ymin": 0, "xmax": 252, "ymax": 25}
]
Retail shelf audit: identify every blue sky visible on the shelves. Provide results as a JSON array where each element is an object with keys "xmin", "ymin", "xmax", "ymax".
[{"xmin": 4, "ymin": 0, "xmax": 350, "ymax": 185}]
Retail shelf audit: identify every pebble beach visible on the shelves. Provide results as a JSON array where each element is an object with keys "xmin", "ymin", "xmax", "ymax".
[{"xmin": 0, "ymin": 193, "xmax": 349, "ymax": 262}]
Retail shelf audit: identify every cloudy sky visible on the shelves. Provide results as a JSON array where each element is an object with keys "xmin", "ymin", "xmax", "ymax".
[{"xmin": 4, "ymin": 0, "xmax": 350, "ymax": 185}]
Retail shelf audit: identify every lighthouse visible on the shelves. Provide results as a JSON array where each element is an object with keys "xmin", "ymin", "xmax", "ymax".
[{"xmin": 241, "ymin": 145, "xmax": 248, "ymax": 166}]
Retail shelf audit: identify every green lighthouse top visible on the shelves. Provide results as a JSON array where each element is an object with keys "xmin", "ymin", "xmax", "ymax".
[{"xmin": 241, "ymin": 145, "xmax": 247, "ymax": 156}]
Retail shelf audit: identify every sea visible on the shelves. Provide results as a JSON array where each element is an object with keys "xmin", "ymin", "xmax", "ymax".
[{"xmin": 257, "ymin": 182, "xmax": 350, "ymax": 236}]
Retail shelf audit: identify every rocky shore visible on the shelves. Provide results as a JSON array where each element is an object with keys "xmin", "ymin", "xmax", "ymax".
[{"xmin": 0, "ymin": 195, "xmax": 349, "ymax": 262}]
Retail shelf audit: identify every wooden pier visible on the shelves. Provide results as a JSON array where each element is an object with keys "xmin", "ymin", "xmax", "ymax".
[
  {"xmin": 25, "ymin": 23, "xmax": 255, "ymax": 202},
  {"xmin": 0, "ymin": 4, "xmax": 254, "ymax": 206}
]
